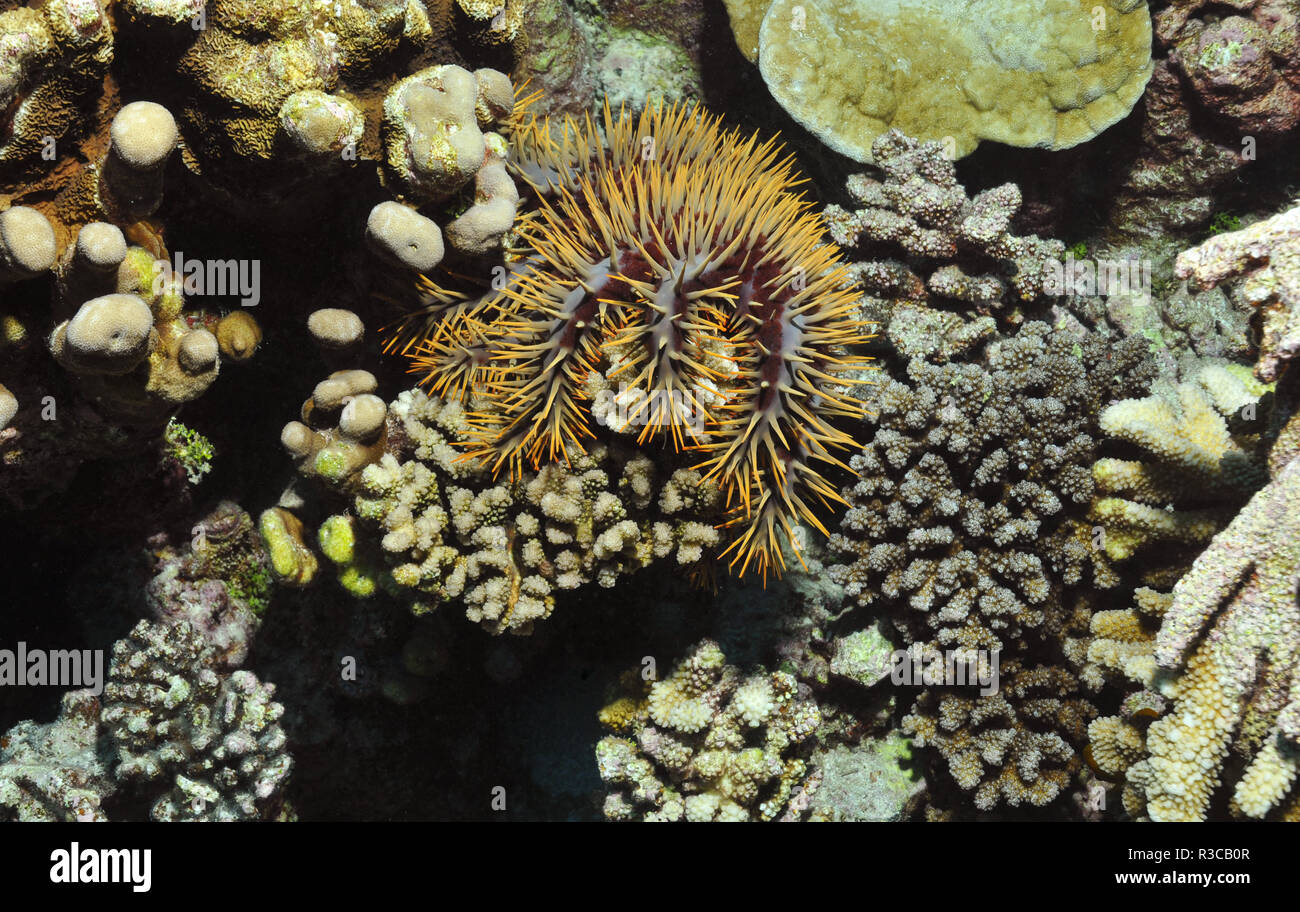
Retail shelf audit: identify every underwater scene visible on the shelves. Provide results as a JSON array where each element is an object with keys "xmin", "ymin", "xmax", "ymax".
[{"xmin": 0, "ymin": 0, "xmax": 1298, "ymax": 835}]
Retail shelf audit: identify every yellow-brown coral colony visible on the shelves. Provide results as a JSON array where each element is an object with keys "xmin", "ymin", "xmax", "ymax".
[{"xmin": 386, "ymin": 101, "xmax": 874, "ymax": 578}]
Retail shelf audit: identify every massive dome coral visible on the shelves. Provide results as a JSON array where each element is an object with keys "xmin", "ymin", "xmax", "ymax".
[{"xmin": 723, "ymin": 0, "xmax": 1154, "ymax": 162}]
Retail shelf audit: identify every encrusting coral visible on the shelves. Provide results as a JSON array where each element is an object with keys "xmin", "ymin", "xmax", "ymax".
[
  {"xmin": 1175, "ymin": 201, "xmax": 1300, "ymax": 384},
  {"xmin": 0, "ymin": 690, "xmax": 110, "ymax": 822},
  {"xmin": 0, "ymin": 0, "xmax": 113, "ymax": 175},
  {"xmin": 595, "ymin": 639, "xmax": 821, "ymax": 821},
  {"xmin": 387, "ymin": 101, "xmax": 874, "ymax": 579},
  {"xmin": 722, "ymin": 0, "xmax": 1153, "ymax": 162}
]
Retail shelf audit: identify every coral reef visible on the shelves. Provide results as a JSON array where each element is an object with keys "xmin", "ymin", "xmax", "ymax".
[
  {"xmin": 829, "ymin": 321, "xmax": 1155, "ymax": 809},
  {"xmin": 1160, "ymin": 0, "xmax": 1300, "ymax": 137},
  {"xmin": 595, "ymin": 639, "xmax": 821, "ymax": 821},
  {"xmin": 724, "ymin": 0, "xmax": 1153, "ymax": 162},
  {"xmin": 145, "ymin": 501, "xmax": 274, "ymax": 667},
  {"xmin": 823, "ymin": 130, "xmax": 1066, "ymax": 346},
  {"xmin": 389, "ymin": 101, "xmax": 873, "ymax": 577},
  {"xmin": 101, "ymin": 619, "xmax": 291, "ymax": 821},
  {"xmin": 1, "ymin": 96, "xmax": 261, "ymax": 508}
]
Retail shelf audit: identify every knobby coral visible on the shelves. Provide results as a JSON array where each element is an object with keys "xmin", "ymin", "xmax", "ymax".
[
  {"xmin": 829, "ymin": 321, "xmax": 1155, "ymax": 809},
  {"xmin": 595, "ymin": 639, "xmax": 821, "ymax": 821},
  {"xmin": 823, "ymin": 129, "xmax": 1067, "ymax": 351}
]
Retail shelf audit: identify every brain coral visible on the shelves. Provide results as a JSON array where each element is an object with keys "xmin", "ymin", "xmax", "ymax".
[{"xmin": 724, "ymin": 0, "xmax": 1153, "ymax": 162}]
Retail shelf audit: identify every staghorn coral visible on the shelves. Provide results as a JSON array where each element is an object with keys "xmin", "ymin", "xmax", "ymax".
[
  {"xmin": 101, "ymin": 619, "xmax": 292, "ymax": 822},
  {"xmin": 1091, "ymin": 359, "xmax": 1270, "ymax": 575},
  {"xmin": 388, "ymin": 101, "xmax": 873, "ymax": 578},
  {"xmin": 828, "ymin": 321, "xmax": 1154, "ymax": 809},
  {"xmin": 1175, "ymin": 201, "xmax": 1300, "ymax": 383},
  {"xmin": 724, "ymin": 0, "xmax": 1153, "ymax": 162},
  {"xmin": 595, "ymin": 639, "xmax": 821, "ymax": 821},
  {"xmin": 1119, "ymin": 452, "xmax": 1300, "ymax": 820},
  {"xmin": 823, "ymin": 130, "xmax": 1066, "ymax": 346}
]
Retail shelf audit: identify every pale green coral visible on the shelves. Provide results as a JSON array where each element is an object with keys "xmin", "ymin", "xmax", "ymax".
[
  {"xmin": 163, "ymin": 418, "xmax": 215, "ymax": 485},
  {"xmin": 728, "ymin": 0, "xmax": 1153, "ymax": 162},
  {"xmin": 1092, "ymin": 359, "xmax": 1271, "ymax": 567}
]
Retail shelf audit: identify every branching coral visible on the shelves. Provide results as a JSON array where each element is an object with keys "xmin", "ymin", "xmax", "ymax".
[
  {"xmin": 830, "ymin": 322, "xmax": 1152, "ymax": 650},
  {"xmin": 1091, "ymin": 359, "xmax": 1271, "ymax": 575},
  {"xmin": 595, "ymin": 639, "xmax": 821, "ymax": 821},
  {"xmin": 828, "ymin": 321, "xmax": 1154, "ymax": 809},
  {"xmin": 101, "ymin": 619, "xmax": 291, "ymax": 822},
  {"xmin": 0, "ymin": 690, "xmax": 110, "ymax": 822},
  {"xmin": 902, "ymin": 658, "xmax": 1096, "ymax": 811},
  {"xmin": 387, "ymin": 101, "xmax": 873, "ymax": 578},
  {"xmin": 1119, "ymin": 454, "xmax": 1300, "ymax": 821},
  {"xmin": 823, "ymin": 130, "xmax": 1066, "ymax": 348},
  {"xmin": 343, "ymin": 388, "xmax": 723, "ymax": 633}
]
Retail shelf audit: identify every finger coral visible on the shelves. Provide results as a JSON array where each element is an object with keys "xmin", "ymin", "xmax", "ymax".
[
  {"xmin": 595, "ymin": 639, "xmax": 821, "ymax": 821},
  {"xmin": 388, "ymin": 101, "xmax": 873, "ymax": 578},
  {"xmin": 346, "ymin": 389, "xmax": 724, "ymax": 633}
]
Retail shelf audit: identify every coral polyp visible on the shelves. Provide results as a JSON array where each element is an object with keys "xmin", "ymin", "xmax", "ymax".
[{"xmin": 386, "ymin": 102, "xmax": 875, "ymax": 578}]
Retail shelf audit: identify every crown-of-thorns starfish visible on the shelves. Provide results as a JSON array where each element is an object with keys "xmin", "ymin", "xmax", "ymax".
[{"xmin": 385, "ymin": 100, "xmax": 876, "ymax": 579}]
